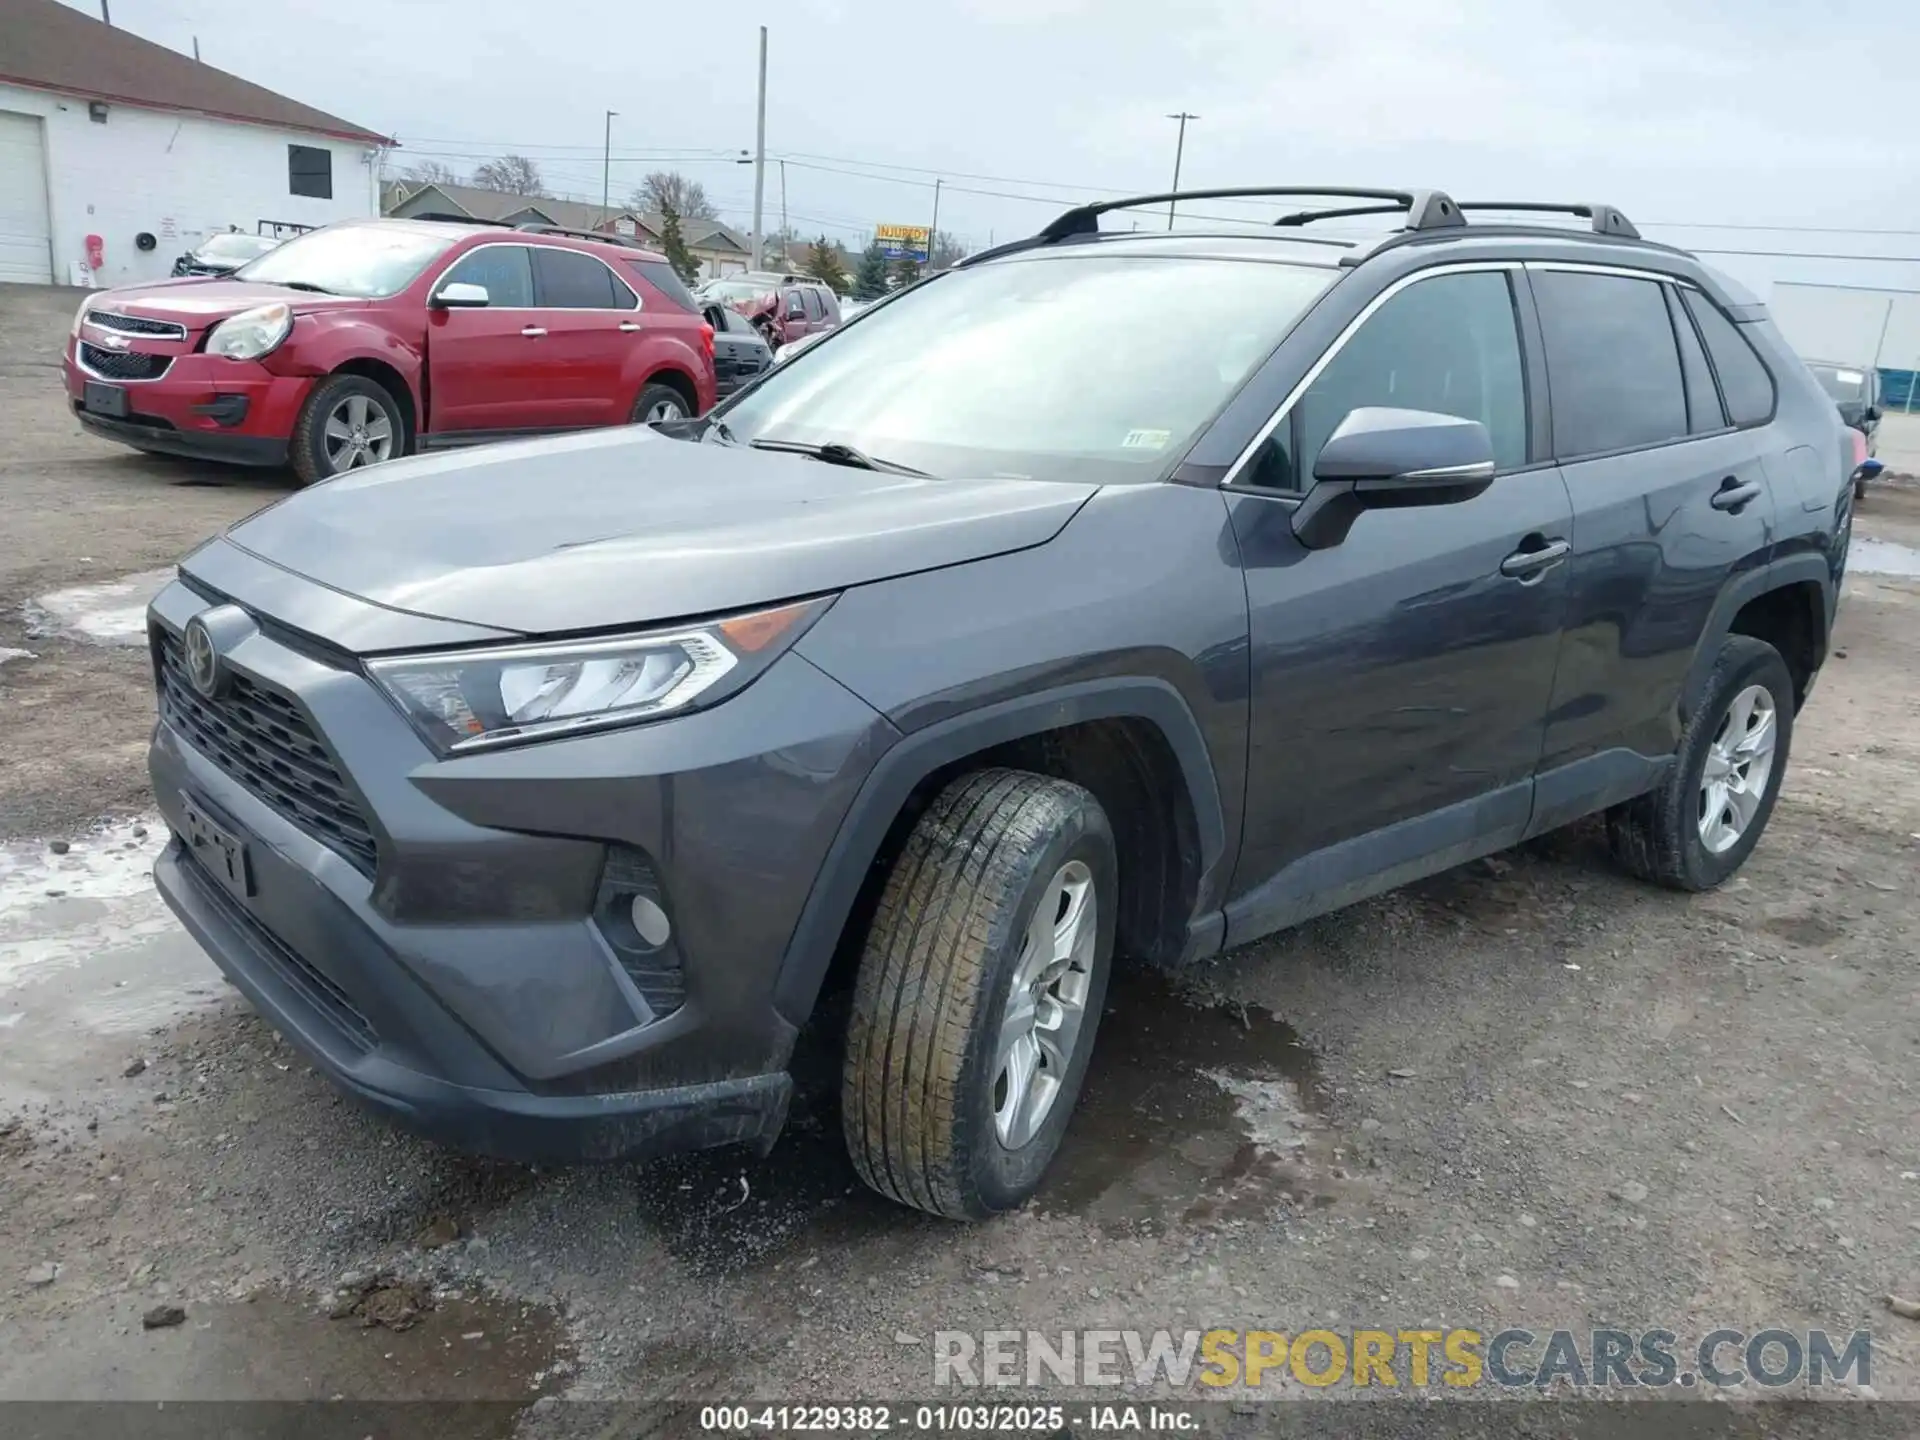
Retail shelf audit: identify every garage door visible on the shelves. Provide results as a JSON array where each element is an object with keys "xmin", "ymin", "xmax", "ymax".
[{"xmin": 0, "ymin": 111, "xmax": 53, "ymax": 283}]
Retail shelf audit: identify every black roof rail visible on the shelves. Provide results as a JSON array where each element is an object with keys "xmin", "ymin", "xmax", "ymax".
[
  {"xmin": 406, "ymin": 212, "xmax": 514, "ymax": 228},
  {"xmin": 515, "ymin": 222, "xmax": 652, "ymax": 249},
  {"xmin": 1453, "ymin": 202, "xmax": 1640, "ymax": 239}
]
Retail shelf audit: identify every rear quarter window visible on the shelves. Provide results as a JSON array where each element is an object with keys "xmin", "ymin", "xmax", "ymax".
[
  {"xmin": 626, "ymin": 259, "xmax": 700, "ymax": 313},
  {"xmin": 1682, "ymin": 289, "xmax": 1777, "ymax": 426}
]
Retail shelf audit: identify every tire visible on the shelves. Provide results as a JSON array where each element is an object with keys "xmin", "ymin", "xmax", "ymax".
[
  {"xmin": 1606, "ymin": 635, "xmax": 1795, "ymax": 891},
  {"xmin": 842, "ymin": 768, "xmax": 1117, "ymax": 1220},
  {"xmin": 630, "ymin": 382, "xmax": 691, "ymax": 426},
  {"xmin": 289, "ymin": 374, "xmax": 405, "ymax": 486}
]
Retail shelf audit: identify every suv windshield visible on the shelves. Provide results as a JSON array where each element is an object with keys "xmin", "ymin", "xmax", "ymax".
[
  {"xmin": 235, "ymin": 224, "xmax": 455, "ymax": 298},
  {"xmin": 1807, "ymin": 362, "xmax": 1868, "ymax": 403},
  {"xmin": 196, "ymin": 234, "xmax": 279, "ymax": 263},
  {"xmin": 701, "ymin": 279, "xmax": 776, "ymax": 304},
  {"xmin": 715, "ymin": 253, "xmax": 1335, "ymax": 482}
]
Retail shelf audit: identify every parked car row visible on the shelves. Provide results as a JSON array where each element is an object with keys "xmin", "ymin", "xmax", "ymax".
[
  {"xmin": 697, "ymin": 271, "xmax": 844, "ymax": 351},
  {"xmin": 65, "ymin": 217, "xmax": 719, "ymax": 483}
]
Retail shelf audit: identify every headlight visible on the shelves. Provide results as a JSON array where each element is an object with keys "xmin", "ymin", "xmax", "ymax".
[
  {"xmin": 366, "ymin": 597, "xmax": 832, "ymax": 754},
  {"xmin": 205, "ymin": 302, "xmax": 292, "ymax": 361}
]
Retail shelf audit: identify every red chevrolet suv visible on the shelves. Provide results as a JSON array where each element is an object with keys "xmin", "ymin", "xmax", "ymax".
[{"xmin": 64, "ymin": 219, "xmax": 717, "ymax": 484}]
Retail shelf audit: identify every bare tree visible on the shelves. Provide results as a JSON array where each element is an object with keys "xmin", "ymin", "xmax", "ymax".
[
  {"xmin": 632, "ymin": 171, "xmax": 718, "ymax": 221},
  {"xmin": 471, "ymin": 154, "xmax": 547, "ymax": 196},
  {"xmin": 401, "ymin": 159, "xmax": 462, "ymax": 188},
  {"xmin": 930, "ymin": 230, "xmax": 970, "ymax": 270}
]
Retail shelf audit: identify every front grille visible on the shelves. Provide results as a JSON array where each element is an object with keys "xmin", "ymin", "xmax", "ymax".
[
  {"xmin": 178, "ymin": 845, "xmax": 375, "ymax": 1050},
  {"xmin": 85, "ymin": 310, "xmax": 187, "ymax": 340},
  {"xmin": 80, "ymin": 343, "xmax": 170, "ymax": 380},
  {"xmin": 156, "ymin": 629, "xmax": 380, "ymax": 877}
]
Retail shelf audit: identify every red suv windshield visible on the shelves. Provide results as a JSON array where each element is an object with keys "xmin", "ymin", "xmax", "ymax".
[{"xmin": 236, "ymin": 224, "xmax": 456, "ymax": 298}]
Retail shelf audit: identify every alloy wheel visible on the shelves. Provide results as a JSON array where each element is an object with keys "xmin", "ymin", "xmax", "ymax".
[
  {"xmin": 1698, "ymin": 683, "xmax": 1778, "ymax": 854},
  {"xmin": 992, "ymin": 859, "xmax": 1097, "ymax": 1150},
  {"xmin": 644, "ymin": 397, "xmax": 686, "ymax": 424},
  {"xmin": 322, "ymin": 394, "xmax": 395, "ymax": 472}
]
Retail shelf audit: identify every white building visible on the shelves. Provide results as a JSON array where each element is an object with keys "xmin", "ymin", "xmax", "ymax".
[{"xmin": 0, "ymin": 0, "xmax": 387, "ymax": 287}]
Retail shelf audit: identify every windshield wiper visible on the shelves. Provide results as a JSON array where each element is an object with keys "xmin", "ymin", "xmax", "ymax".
[
  {"xmin": 273, "ymin": 280, "xmax": 336, "ymax": 294},
  {"xmin": 747, "ymin": 438, "xmax": 929, "ymax": 477}
]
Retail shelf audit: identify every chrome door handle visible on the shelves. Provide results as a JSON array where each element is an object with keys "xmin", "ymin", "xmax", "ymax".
[
  {"xmin": 1499, "ymin": 538, "xmax": 1571, "ymax": 578},
  {"xmin": 520, "ymin": 326, "xmax": 547, "ymax": 338},
  {"xmin": 618, "ymin": 322, "xmax": 641, "ymax": 332}
]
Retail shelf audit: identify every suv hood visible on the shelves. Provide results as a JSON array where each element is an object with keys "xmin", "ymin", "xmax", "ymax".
[
  {"xmin": 220, "ymin": 426, "xmax": 1095, "ymax": 639},
  {"xmin": 86, "ymin": 279, "xmax": 366, "ymax": 330}
]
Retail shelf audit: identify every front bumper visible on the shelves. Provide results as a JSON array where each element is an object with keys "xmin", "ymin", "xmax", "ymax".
[
  {"xmin": 146, "ymin": 564, "xmax": 897, "ymax": 1162},
  {"xmin": 65, "ymin": 342, "xmax": 310, "ymax": 467}
]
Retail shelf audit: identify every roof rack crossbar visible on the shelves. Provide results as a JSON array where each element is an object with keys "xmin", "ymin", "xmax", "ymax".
[
  {"xmin": 1034, "ymin": 187, "xmax": 1463, "ymax": 244},
  {"xmin": 514, "ymin": 222, "xmax": 650, "ymax": 249},
  {"xmin": 1453, "ymin": 202, "xmax": 1640, "ymax": 240}
]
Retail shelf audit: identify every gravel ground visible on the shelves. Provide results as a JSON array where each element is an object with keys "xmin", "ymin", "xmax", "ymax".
[{"xmin": 4, "ymin": 281, "xmax": 1920, "ymax": 1434}]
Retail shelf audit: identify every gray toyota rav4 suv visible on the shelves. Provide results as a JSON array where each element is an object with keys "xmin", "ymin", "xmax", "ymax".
[{"xmin": 148, "ymin": 187, "xmax": 1852, "ymax": 1220}]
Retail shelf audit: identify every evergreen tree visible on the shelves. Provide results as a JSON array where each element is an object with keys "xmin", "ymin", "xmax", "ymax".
[
  {"xmin": 889, "ymin": 255, "xmax": 922, "ymax": 291},
  {"xmin": 852, "ymin": 242, "xmax": 890, "ymax": 301},
  {"xmin": 803, "ymin": 235, "xmax": 849, "ymax": 295},
  {"xmin": 658, "ymin": 202, "xmax": 702, "ymax": 287}
]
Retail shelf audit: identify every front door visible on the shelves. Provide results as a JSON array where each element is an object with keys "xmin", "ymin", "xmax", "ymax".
[
  {"xmin": 425, "ymin": 244, "xmax": 546, "ymax": 433},
  {"xmin": 1225, "ymin": 266, "xmax": 1573, "ymax": 942}
]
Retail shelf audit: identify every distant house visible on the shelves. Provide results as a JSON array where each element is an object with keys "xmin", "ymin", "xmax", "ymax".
[
  {"xmin": 0, "ymin": 0, "xmax": 388, "ymax": 285},
  {"xmin": 384, "ymin": 182, "xmax": 751, "ymax": 279}
]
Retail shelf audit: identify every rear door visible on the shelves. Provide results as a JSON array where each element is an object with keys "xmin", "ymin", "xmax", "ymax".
[
  {"xmin": 527, "ymin": 247, "xmax": 642, "ymax": 427},
  {"xmin": 1527, "ymin": 265, "xmax": 1777, "ymax": 815},
  {"xmin": 424, "ymin": 244, "xmax": 544, "ymax": 434}
]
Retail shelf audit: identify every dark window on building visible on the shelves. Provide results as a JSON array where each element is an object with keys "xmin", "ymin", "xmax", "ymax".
[
  {"xmin": 532, "ymin": 248, "xmax": 632, "ymax": 309},
  {"xmin": 1665, "ymin": 285, "xmax": 1726, "ymax": 433},
  {"xmin": 288, "ymin": 144, "xmax": 332, "ymax": 199},
  {"xmin": 1533, "ymin": 270, "xmax": 1687, "ymax": 458},
  {"xmin": 1682, "ymin": 289, "xmax": 1776, "ymax": 426}
]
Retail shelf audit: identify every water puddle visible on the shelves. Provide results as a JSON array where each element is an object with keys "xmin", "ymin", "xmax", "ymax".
[
  {"xmin": 24, "ymin": 567, "xmax": 171, "ymax": 646},
  {"xmin": 622, "ymin": 968, "xmax": 1332, "ymax": 1270},
  {"xmin": 0, "ymin": 1287, "xmax": 567, "ymax": 1414},
  {"xmin": 1851, "ymin": 537, "xmax": 1920, "ymax": 578}
]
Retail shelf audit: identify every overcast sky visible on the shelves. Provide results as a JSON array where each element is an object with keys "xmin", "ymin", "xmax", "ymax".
[{"xmin": 66, "ymin": 0, "xmax": 1920, "ymax": 299}]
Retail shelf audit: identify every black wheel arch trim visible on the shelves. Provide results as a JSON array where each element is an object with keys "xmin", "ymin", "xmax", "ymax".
[
  {"xmin": 770, "ymin": 676, "xmax": 1229, "ymax": 1026},
  {"xmin": 1681, "ymin": 552, "xmax": 1833, "ymax": 723}
]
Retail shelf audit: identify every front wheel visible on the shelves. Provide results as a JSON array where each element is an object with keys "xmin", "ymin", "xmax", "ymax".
[
  {"xmin": 290, "ymin": 375, "xmax": 404, "ymax": 486},
  {"xmin": 1606, "ymin": 635, "xmax": 1795, "ymax": 890},
  {"xmin": 842, "ymin": 769, "xmax": 1116, "ymax": 1220}
]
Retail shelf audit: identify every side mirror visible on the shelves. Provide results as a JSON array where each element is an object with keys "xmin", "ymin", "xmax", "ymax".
[
  {"xmin": 1291, "ymin": 407, "xmax": 1497, "ymax": 549},
  {"xmin": 431, "ymin": 282, "xmax": 490, "ymax": 309}
]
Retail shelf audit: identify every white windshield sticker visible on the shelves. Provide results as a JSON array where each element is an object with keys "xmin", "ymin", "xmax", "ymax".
[{"xmin": 1121, "ymin": 428, "xmax": 1172, "ymax": 449}]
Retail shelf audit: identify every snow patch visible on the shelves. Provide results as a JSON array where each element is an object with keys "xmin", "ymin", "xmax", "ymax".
[
  {"xmin": 26, "ymin": 568, "xmax": 173, "ymax": 646},
  {"xmin": 0, "ymin": 817, "xmax": 167, "ymax": 923},
  {"xmin": 0, "ymin": 646, "xmax": 34, "ymax": 667},
  {"xmin": 1204, "ymin": 1070, "xmax": 1313, "ymax": 1153},
  {"xmin": 1851, "ymin": 538, "xmax": 1920, "ymax": 579}
]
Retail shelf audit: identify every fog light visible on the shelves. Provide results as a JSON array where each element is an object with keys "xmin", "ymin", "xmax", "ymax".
[{"xmin": 629, "ymin": 894, "xmax": 671, "ymax": 948}]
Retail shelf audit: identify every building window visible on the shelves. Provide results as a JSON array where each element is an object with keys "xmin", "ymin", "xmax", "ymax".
[{"xmin": 288, "ymin": 144, "xmax": 332, "ymax": 199}]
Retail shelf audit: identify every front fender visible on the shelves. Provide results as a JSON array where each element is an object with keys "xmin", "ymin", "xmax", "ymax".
[
  {"xmin": 769, "ymin": 675, "xmax": 1229, "ymax": 1027},
  {"xmin": 271, "ymin": 316, "xmax": 425, "ymax": 415}
]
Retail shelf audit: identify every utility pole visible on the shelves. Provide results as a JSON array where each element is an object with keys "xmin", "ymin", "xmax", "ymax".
[
  {"xmin": 100, "ymin": 0, "xmax": 110, "ymax": 22},
  {"xmin": 928, "ymin": 177, "xmax": 942, "ymax": 272},
  {"xmin": 1166, "ymin": 112, "xmax": 1198, "ymax": 229},
  {"xmin": 192, "ymin": 35, "xmax": 200, "ymax": 60},
  {"xmin": 779, "ymin": 159, "xmax": 789, "ymax": 247},
  {"xmin": 601, "ymin": 111, "xmax": 618, "ymax": 216},
  {"xmin": 751, "ymin": 26, "xmax": 768, "ymax": 269}
]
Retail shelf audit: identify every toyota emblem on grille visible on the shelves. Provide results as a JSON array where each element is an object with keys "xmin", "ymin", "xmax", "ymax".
[{"xmin": 183, "ymin": 615, "xmax": 223, "ymax": 698}]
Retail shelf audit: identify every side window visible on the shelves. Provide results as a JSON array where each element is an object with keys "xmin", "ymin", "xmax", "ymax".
[
  {"xmin": 288, "ymin": 144, "xmax": 332, "ymax": 199},
  {"xmin": 1665, "ymin": 285, "xmax": 1725, "ymax": 433},
  {"xmin": 1682, "ymin": 290, "xmax": 1776, "ymax": 426},
  {"xmin": 802, "ymin": 287, "xmax": 826, "ymax": 321},
  {"xmin": 784, "ymin": 288, "xmax": 808, "ymax": 319},
  {"xmin": 532, "ymin": 248, "xmax": 623, "ymax": 309},
  {"xmin": 437, "ymin": 246, "xmax": 534, "ymax": 308},
  {"xmin": 1251, "ymin": 270, "xmax": 1527, "ymax": 490},
  {"xmin": 1532, "ymin": 270, "xmax": 1687, "ymax": 458}
]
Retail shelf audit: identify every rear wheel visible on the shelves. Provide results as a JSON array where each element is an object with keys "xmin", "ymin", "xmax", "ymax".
[
  {"xmin": 842, "ymin": 769, "xmax": 1116, "ymax": 1220},
  {"xmin": 290, "ymin": 374, "xmax": 404, "ymax": 486},
  {"xmin": 630, "ymin": 383, "xmax": 690, "ymax": 426},
  {"xmin": 1606, "ymin": 635, "xmax": 1794, "ymax": 890}
]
